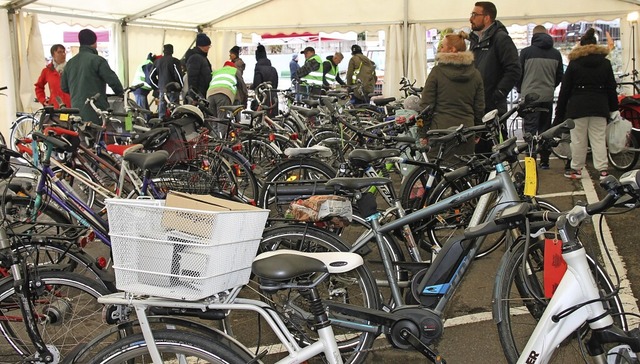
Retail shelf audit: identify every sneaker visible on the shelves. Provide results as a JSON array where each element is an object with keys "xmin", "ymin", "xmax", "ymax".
[
  {"xmin": 539, "ymin": 163, "xmax": 550, "ymax": 170},
  {"xmin": 564, "ymin": 169, "xmax": 582, "ymax": 179},
  {"xmin": 599, "ymin": 171, "xmax": 609, "ymax": 181}
]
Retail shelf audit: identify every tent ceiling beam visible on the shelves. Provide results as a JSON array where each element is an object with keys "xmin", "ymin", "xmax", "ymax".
[
  {"xmin": 617, "ymin": 0, "xmax": 640, "ymax": 5},
  {"xmin": 3, "ymin": 0, "xmax": 38, "ymax": 12},
  {"xmin": 122, "ymin": 0, "xmax": 183, "ymax": 24},
  {"xmin": 201, "ymin": 0, "xmax": 273, "ymax": 29},
  {"xmin": 209, "ymin": 20, "xmax": 402, "ymax": 32}
]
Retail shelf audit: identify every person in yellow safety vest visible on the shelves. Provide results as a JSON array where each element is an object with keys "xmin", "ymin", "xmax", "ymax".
[
  {"xmin": 206, "ymin": 61, "xmax": 248, "ymax": 136},
  {"xmin": 322, "ymin": 52, "xmax": 346, "ymax": 89},
  {"xmin": 132, "ymin": 53, "xmax": 155, "ymax": 110},
  {"xmin": 296, "ymin": 46, "xmax": 324, "ymax": 96}
]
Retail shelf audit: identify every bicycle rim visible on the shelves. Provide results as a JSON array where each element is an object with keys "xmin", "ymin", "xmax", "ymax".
[
  {"xmin": 494, "ymin": 238, "xmax": 625, "ymax": 363},
  {"xmin": 0, "ymin": 271, "xmax": 110, "ymax": 361},
  {"xmin": 608, "ymin": 132, "xmax": 639, "ymax": 171}
]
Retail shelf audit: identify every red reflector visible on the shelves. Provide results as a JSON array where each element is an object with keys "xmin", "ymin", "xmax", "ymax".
[
  {"xmin": 290, "ymin": 133, "xmax": 299, "ymax": 141},
  {"xmin": 268, "ymin": 133, "xmax": 276, "ymax": 142},
  {"xmin": 96, "ymin": 257, "xmax": 108, "ymax": 269},
  {"xmin": 232, "ymin": 144, "xmax": 243, "ymax": 152}
]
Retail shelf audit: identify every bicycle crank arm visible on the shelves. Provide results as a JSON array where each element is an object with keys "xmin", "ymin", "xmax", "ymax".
[{"xmin": 400, "ymin": 328, "xmax": 446, "ymax": 364}]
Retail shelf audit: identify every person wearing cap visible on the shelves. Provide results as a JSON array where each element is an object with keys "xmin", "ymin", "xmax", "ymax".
[
  {"xmin": 296, "ymin": 46, "xmax": 324, "ymax": 96},
  {"xmin": 34, "ymin": 44, "xmax": 71, "ymax": 109},
  {"xmin": 185, "ymin": 33, "xmax": 212, "ymax": 98},
  {"xmin": 229, "ymin": 45, "xmax": 246, "ymax": 75},
  {"xmin": 252, "ymin": 44, "xmax": 279, "ymax": 117},
  {"xmin": 132, "ymin": 52, "xmax": 155, "ymax": 111},
  {"xmin": 346, "ymin": 44, "xmax": 377, "ymax": 104},
  {"xmin": 61, "ymin": 28, "xmax": 124, "ymax": 124},
  {"xmin": 150, "ymin": 44, "xmax": 184, "ymax": 117},
  {"xmin": 322, "ymin": 52, "xmax": 346, "ymax": 89},
  {"xmin": 206, "ymin": 60, "xmax": 248, "ymax": 136}
]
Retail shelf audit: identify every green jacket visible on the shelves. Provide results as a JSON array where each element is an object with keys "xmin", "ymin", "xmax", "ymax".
[
  {"xmin": 346, "ymin": 53, "xmax": 377, "ymax": 98},
  {"xmin": 61, "ymin": 45, "xmax": 124, "ymax": 124},
  {"xmin": 418, "ymin": 51, "xmax": 485, "ymax": 154}
]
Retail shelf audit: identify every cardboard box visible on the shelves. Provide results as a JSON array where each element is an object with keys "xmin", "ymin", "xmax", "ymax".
[{"xmin": 161, "ymin": 191, "xmax": 269, "ymax": 241}]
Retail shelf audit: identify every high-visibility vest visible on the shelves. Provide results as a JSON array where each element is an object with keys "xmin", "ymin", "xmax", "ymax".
[
  {"xmin": 207, "ymin": 66, "xmax": 237, "ymax": 95},
  {"xmin": 324, "ymin": 60, "xmax": 339, "ymax": 84},
  {"xmin": 134, "ymin": 60, "xmax": 153, "ymax": 90},
  {"xmin": 301, "ymin": 54, "xmax": 323, "ymax": 86}
]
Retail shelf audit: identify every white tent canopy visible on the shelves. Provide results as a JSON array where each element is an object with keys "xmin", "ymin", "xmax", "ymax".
[{"xmin": 1, "ymin": 0, "xmax": 639, "ymax": 137}]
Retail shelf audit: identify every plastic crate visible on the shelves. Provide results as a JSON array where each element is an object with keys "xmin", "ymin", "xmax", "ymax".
[{"xmin": 105, "ymin": 198, "xmax": 269, "ymax": 300}]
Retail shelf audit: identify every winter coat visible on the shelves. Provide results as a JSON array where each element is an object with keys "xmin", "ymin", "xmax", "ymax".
[
  {"xmin": 418, "ymin": 51, "xmax": 485, "ymax": 140},
  {"xmin": 517, "ymin": 32, "xmax": 563, "ymax": 103},
  {"xmin": 206, "ymin": 67, "xmax": 248, "ymax": 106},
  {"xmin": 34, "ymin": 62, "xmax": 71, "ymax": 108},
  {"xmin": 346, "ymin": 53, "xmax": 377, "ymax": 97},
  {"xmin": 232, "ymin": 57, "xmax": 246, "ymax": 75},
  {"xmin": 289, "ymin": 59, "xmax": 300, "ymax": 81},
  {"xmin": 322, "ymin": 56, "xmax": 346, "ymax": 87},
  {"xmin": 469, "ymin": 20, "xmax": 521, "ymax": 114},
  {"xmin": 554, "ymin": 44, "xmax": 618, "ymax": 123},
  {"xmin": 150, "ymin": 55, "xmax": 184, "ymax": 92},
  {"xmin": 60, "ymin": 45, "xmax": 124, "ymax": 124},
  {"xmin": 185, "ymin": 47, "xmax": 212, "ymax": 97},
  {"xmin": 252, "ymin": 58, "xmax": 279, "ymax": 89}
]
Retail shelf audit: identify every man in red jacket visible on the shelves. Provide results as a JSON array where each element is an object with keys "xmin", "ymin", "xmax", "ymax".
[{"xmin": 34, "ymin": 44, "xmax": 71, "ymax": 108}]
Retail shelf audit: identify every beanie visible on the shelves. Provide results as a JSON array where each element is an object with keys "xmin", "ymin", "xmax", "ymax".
[
  {"xmin": 255, "ymin": 44, "xmax": 267, "ymax": 60},
  {"xmin": 196, "ymin": 33, "xmax": 211, "ymax": 47},
  {"xmin": 224, "ymin": 61, "xmax": 236, "ymax": 68},
  {"xmin": 230, "ymin": 45, "xmax": 241, "ymax": 56},
  {"xmin": 163, "ymin": 44, "xmax": 174, "ymax": 55},
  {"xmin": 292, "ymin": 54, "xmax": 298, "ymax": 61},
  {"xmin": 78, "ymin": 29, "xmax": 97, "ymax": 46}
]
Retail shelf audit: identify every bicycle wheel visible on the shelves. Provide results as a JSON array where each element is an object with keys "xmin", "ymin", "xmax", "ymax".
[
  {"xmin": 3, "ymin": 195, "xmax": 71, "ymax": 225},
  {"xmin": 494, "ymin": 237, "xmax": 625, "ymax": 363},
  {"xmin": 88, "ymin": 330, "xmax": 250, "ymax": 364},
  {"xmin": 259, "ymin": 159, "xmax": 336, "ymax": 208},
  {"xmin": 0, "ymin": 270, "xmax": 110, "ymax": 362},
  {"xmin": 608, "ymin": 131, "xmax": 639, "ymax": 171},
  {"xmin": 551, "ymin": 133, "xmax": 571, "ymax": 160},
  {"xmin": 220, "ymin": 147, "xmax": 260, "ymax": 204},
  {"xmin": 9, "ymin": 114, "xmax": 37, "ymax": 152},
  {"xmin": 241, "ymin": 137, "xmax": 281, "ymax": 182},
  {"xmin": 256, "ymin": 224, "xmax": 380, "ymax": 364},
  {"xmin": 399, "ymin": 164, "xmax": 442, "ymax": 212}
]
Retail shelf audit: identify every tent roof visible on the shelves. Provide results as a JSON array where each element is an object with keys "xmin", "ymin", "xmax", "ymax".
[{"xmin": 2, "ymin": 0, "xmax": 639, "ymax": 33}]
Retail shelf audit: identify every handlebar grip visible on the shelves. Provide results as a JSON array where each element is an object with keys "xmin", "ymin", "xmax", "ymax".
[
  {"xmin": 540, "ymin": 119, "xmax": 575, "ymax": 140},
  {"xmin": 56, "ymin": 108, "xmax": 80, "ymax": 115},
  {"xmin": 111, "ymin": 112, "xmax": 129, "ymax": 118}
]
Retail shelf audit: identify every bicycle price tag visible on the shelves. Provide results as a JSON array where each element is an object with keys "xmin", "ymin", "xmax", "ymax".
[
  {"xmin": 544, "ymin": 233, "xmax": 566, "ymax": 298},
  {"xmin": 124, "ymin": 112, "xmax": 133, "ymax": 131},
  {"xmin": 523, "ymin": 157, "xmax": 537, "ymax": 197},
  {"xmin": 59, "ymin": 113, "xmax": 69, "ymax": 122}
]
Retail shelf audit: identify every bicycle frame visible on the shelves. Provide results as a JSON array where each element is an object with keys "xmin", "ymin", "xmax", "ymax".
[{"xmin": 97, "ymin": 290, "xmax": 345, "ymax": 364}]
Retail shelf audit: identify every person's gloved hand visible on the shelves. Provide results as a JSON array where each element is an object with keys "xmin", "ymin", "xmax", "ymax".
[{"xmin": 609, "ymin": 110, "xmax": 621, "ymax": 122}]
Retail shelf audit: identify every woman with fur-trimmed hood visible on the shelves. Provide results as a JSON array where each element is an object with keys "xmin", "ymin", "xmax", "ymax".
[
  {"xmin": 554, "ymin": 28, "xmax": 618, "ymax": 180},
  {"xmin": 418, "ymin": 31, "xmax": 485, "ymax": 156}
]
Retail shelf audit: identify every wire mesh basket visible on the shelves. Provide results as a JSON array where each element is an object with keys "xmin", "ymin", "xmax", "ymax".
[
  {"xmin": 105, "ymin": 198, "xmax": 269, "ymax": 300},
  {"xmin": 154, "ymin": 167, "xmax": 227, "ymax": 195}
]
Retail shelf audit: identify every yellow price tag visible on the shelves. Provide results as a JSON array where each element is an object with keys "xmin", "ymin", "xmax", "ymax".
[
  {"xmin": 59, "ymin": 114, "xmax": 69, "ymax": 122},
  {"xmin": 524, "ymin": 157, "xmax": 537, "ymax": 197}
]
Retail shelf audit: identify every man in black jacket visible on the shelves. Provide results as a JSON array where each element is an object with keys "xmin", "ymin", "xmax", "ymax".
[
  {"xmin": 185, "ymin": 33, "xmax": 212, "ymax": 98},
  {"xmin": 252, "ymin": 44, "xmax": 279, "ymax": 117},
  {"xmin": 469, "ymin": 1, "xmax": 521, "ymax": 153},
  {"xmin": 517, "ymin": 25, "xmax": 564, "ymax": 168},
  {"xmin": 322, "ymin": 52, "xmax": 346, "ymax": 89},
  {"xmin": 150, "ymin": 44, "xmax": 184, "ymax": 117}
]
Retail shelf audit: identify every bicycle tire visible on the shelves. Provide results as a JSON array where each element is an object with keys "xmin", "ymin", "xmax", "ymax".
[
  {"xmin": 0, "ymin": 270, "xmax": 110, "ymax": 362},
  {"xmin": 87, "ymin": 330, "xmax": 251, "ymax": 364},
  {"xmin": 551, "ymin": 133, "xmax": 571, "ymax": 160},
  {"xmin": 398, "ymin": 163, "xmax": 442, "ymax": 212},
  {"xmin": 256, "ymin": 224, "xmax": 380, "ymax": 364},
  {"xmin": 493, "ymin": 237, "xmax": 625, "ymax": 363},
  {"xmin": 219, "ymin": 147, "xmax": 260, "ymax": 205},
  {"xmin": 9, "ymin": 114, "xmax": 37, "ymax": 152},
  {"xmin": 608, "ymin": 131, "xmax": 640, "ymax": 171}
]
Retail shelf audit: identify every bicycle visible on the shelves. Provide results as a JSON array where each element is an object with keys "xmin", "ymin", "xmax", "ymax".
[
  {"xmin": 493, "ymin": 171, "xmax": 640, "ymax": 363},
  {"xmin": 0, "ymin": 143, "xmax": 111, "ymax": 363}
]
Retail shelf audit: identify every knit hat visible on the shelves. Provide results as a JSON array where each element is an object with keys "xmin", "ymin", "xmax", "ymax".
[
  {"xmin": 224, "ymin": 61, "xmax": 236, "ymax": 68},
  {"xmin": 579, "ymin": 28, "xmax": 597, "ymax": 46},
  {"xmin": 292, "ymin": 54, "xmax": 298, "ymax": 61},
  {"xmin": 78, "ymin": 29, "xmax": 97, "ymax": 46},
  {"xmin": 163, "ymin": 44, "xmax": 174, "ymax": 55},
  {"xmin": 196, "ymin": 33, "xmax": 211, "ymax": 47},
  {"xmin": 256, "ymin": 44, "xmax": 267, "ymax": 60},
  {"xmin": 230, "ymin": 45, "xmax": 241, "ymax": 56}
]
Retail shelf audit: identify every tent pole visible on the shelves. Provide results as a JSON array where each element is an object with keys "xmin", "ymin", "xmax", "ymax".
[
  {"xmin": 7, "ymin": 9, "xmax": 21, "ymax": 111},
  {"xmin": 121, "ymin": 21, "xmax": 130, "ymax": 87},
  {"xmin": 403, "ymin": 0, "xmax": 408, "ymax": 76}
]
